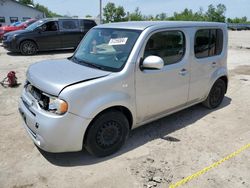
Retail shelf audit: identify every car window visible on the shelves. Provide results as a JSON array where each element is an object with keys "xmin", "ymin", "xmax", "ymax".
[
  {"xmin": 195, "ymin": 29, "xmax": 223, "ymax": 58},
  {"xmin": 144, "ymin": 30, "xmax": 185, "ymax": 65},
  {"xmin": 42, "ymin": 21, "xmax": 58, "ymax": 32},
  {"xmin": 79, "ymin": 20, "xmax": 96, "ymax": 31},
  {"xmin": 73, "ymin": 28, "xmax": 141, "ymax": 72},
  {"xmin": 60, "ymin": 20, "xmax": 79, "ymax": 31}
]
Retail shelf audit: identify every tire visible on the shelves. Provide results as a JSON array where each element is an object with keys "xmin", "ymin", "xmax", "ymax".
[
  {"xmin": 84, "ymin": 110, "xmax": 129, "ymax": 157},
  {"xmin": 202, "ymin": 79, "xmax": 226, "ymax": 109},
  {"xmin": 20, "ymin": 40, "xmax": 37, "ymax": 55}
]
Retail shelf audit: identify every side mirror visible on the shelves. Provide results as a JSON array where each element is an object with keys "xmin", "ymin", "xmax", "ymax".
[
  {"xmin": 141, "ymin": 55, "xmax": 164, "ymax": 70},
  {"xmin": 36, "ymin": 26, "xmax": 43, "ymax": 33}
]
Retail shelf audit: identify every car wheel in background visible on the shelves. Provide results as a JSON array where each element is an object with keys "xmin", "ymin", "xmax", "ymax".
[{"xmin": 20, "ymin": 40, "xmax": 38, "ymax": 55}]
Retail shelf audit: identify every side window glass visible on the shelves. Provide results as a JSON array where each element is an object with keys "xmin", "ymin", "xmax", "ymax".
[
  {"xmin": 42, "ymin": 21, "xmax": 58, "ymax": 31},
  {"xmin": 42, "ymin": 21, "xmax": 58, "ymax": 32},
  {"xmin": 84, "ymin": 20, "xmax": 96, "ymax": 30},
  {"xmin": 215, "ymin": 29, "xmax": 223, "ymax": 55},
  {"xmin": 195, "ymin": 29, "xmax": 223, "ymax": 58},
  {"xmin": 144, "ymin": 31, "xmax": 185, "ymax": 65},
  {"xmin": 60, "ymin": 20, "xmax": 79, "ymax": 31},
  {"xmin": 195, "ymin": 30, "xmax": 210, "ymax": 58}
]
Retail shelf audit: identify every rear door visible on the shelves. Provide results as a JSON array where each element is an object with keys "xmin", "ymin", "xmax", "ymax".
[
  {"xmin": 35, "ymin": 21, "xmax": 61, "ymax": 50},
  {"xmin": 188, "ymin": 28, "xmax": 224, "ymax": 102},
  {"xmin": 58, "ymin": 19, "xmax": 82, "ymax": 48}
]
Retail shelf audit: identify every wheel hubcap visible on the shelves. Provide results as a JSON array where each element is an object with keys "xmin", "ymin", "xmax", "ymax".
[
  {"xmin": 96, "ymin": 121, "xmax": 121, "ymax": 149},
  {"xmin": 23, "ymin": 42, "xmax": 36, "ymax": 54}
]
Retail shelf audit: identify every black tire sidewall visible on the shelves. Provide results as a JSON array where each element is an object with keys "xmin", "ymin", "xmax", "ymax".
[
  {"xmin": 208, "ymin": 79, "xmax": 226, "ymax": 108},
  {"xmin": 20, "ymin": 41, "xmax": 37, "ymax": 55},
  {"xmin": 85, "ymin": 110, "xmax": 129, "ymax": 157}
]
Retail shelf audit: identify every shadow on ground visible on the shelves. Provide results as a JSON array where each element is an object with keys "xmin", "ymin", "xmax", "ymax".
[
  {"xmin": 39, "ymin": 96, "xmax": 232, "ymax": 167},
  {"xmin": 7, "ymin": 49, "xmax": 75, "ymax": 56}
]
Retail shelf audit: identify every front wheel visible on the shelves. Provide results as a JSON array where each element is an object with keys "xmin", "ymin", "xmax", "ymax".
[
  {"xmin": 84, "ymin": 110, "xmax": 129, "ymax": 157},
  {"xmin": 202, "ymin": 79, "xmax": 226, "ymax": 109},
  {"xmin": 20, "ymin": 40, "xmax": 37, "ymax": 55}
]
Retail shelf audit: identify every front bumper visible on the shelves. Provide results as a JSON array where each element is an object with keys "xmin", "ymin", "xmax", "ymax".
[
  {"xmin": 2, "ymin": 38, "xmax": 19, "ymax": 52},
  {"xmin": 18, "ymin": 89, "xmax": 92, "ymax": 153}
]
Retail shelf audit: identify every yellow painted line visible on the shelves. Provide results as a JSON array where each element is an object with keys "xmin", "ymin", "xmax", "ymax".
[{"xmin": 169, "ymin": 143, "xmax": 250, "ymax": 188}]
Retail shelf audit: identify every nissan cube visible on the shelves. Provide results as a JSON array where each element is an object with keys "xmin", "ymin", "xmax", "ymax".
[{"xmin": 19, "ymin": 21, "xmax": 228, "ymax": 157}]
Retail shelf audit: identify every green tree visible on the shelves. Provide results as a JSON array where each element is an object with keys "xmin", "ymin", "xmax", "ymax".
[
  {"xmin": 85, "ymin": 15, "xmax": 92, "ymax": 18},
  {"xmin": 103, "ymin": 2, "xmax": 126, "ymax": 23},
  {"xmin": 227, "ymin": 16, "xmax": 248, "ymax": 23},
  {"xmin": 205, "ymin": 4, "xmax": 226, "ymax": 22},
  {"xmin": 130, "ymin": 7, "xmax": 143, "ymax": 21},
  {"xmin": 19, "ymin": 0, "xmax": 34, "ymax": 5},
  {"xmin": 155, "ymin": 13, "xmax": 167, "ymax": 20},
  {"xmin": 35, "ymin": 3, "xmax": 61, "ymax": 17},
  {"xmin": 114, "ymin": 6, "xmax": 126, "ymax": 22}
]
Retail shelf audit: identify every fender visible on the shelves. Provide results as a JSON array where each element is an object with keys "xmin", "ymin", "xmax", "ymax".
[{"xmin": 205, "ymin": 67, "xmax": 228, "ymax": 98}]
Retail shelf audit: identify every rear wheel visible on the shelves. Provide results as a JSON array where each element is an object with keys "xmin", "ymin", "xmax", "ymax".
[
  {"xmin": 84, "ymin": 110, "xmax": 129, "ymax": 157},
  {"xmin": 202, "ymin": 79, "xmax": 226, "ymax": 109},
  {"xmin": 20, "ymin": 40, "xmax": 37, "ymax": 55}
]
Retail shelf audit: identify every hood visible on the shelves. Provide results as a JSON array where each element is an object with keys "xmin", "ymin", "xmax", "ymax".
[
  {"xmin": 4, "ymin": 29, "xmax": 28, "ymax": 36},
  {"xmin": 27, "ymin": 58, "xmax": 111, "ymax": 96}
]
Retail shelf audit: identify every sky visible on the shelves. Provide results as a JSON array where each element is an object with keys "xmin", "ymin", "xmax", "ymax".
[{"xmin": 33, "ymin": 0, "xmax": 250, "ymax": 19}]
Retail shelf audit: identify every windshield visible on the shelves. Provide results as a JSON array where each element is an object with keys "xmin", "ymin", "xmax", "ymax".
[
  {"xmin": 72, "ymin": 28, "xmax": 141, "ymax": 72},
  {"xmin": 25, "ymin": 20, "xmax": 44, "ymax": 31}
]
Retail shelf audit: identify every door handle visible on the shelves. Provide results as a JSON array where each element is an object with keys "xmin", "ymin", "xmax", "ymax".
[
  {"xmin": 212, "ymin": 62, "xmax": 217, "ymax": 68},
  {"xmin": 179, "ymin": 68, "xmax": 188, "ymax": 76}
]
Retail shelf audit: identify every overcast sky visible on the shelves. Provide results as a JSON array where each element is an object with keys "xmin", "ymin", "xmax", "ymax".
[{"xmin": 33, "ymin": 0, "xmax": 250, "ymax": 19}]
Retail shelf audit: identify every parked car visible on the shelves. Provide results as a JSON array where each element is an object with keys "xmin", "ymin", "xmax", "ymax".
[
  {"xmin": 19, "ymin": 21, "xmax": 228, "ymax": 157},
  {"xmin": 0, "ymin": 19, "xmax": 37, "ymax": 39},
  {"xmin": 2, "ymin": 18, "xmax": 97, "ymax": 55}
]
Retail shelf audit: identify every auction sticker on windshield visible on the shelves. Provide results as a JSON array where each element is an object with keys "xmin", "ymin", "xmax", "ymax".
[{"xmin": 109, "ymin": 38, "xmax": 128, "ymax": 45}]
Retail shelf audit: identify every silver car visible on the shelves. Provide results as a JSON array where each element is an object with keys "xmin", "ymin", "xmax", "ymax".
[{"xmin": 19, "ymin": 21, "xmax": 228, "ymax": 157}]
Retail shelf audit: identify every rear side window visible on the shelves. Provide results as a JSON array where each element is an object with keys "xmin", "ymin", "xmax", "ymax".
[
  {"xmin": 60, "ymin": 20, "xmax": 79, "ymax": 31},
  {"xmin": 195, "ymin": 29, "xmax": 223, "ymax": 58},
  {"xmin": 80, "ymin": 20, "xmax": 96, "ymax": 30},
  {"xmin": 144, "ymin": 30, "xmax": 185, "ymax": 65}
]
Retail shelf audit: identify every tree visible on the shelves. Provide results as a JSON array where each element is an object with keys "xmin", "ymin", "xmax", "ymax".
[
  {"xmin": 227, "ymin": 16, "xmax": 248, "ymax": 23},
  {"xmin": 155, "ymin": 13, "xmax": 167, "ymax": 20},
  {"xmin": 35, "ymin": 3, "xmax": 61, "ymax": 17},
  {"xmin": 19, "ymin": 0, "xmax": 34, "ymax": 5},
  {"xmin": 205, "ymin": 4, "xmax": 226, "ymax": 22},
  {"xmin": 103, "ymin": 2, "xmax": 126, "ymax": 23},
  {"xmin": 114, "ymin": 6, "xmax": 126, "ymax": 22},
  {"xmin": 85, "ymin": 15, "xmax": 92, "ymax": 18},
  {"xmin": 130, "ymin": 7, "xmax": 143, "ymax": 21}
]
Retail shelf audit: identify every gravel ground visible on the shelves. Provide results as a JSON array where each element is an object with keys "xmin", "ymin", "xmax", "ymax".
[{"xmin": 0, "ymin": 31, "xmax": 249, "ymax": 188}]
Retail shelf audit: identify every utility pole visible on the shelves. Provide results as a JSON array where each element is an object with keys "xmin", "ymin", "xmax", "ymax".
[{"xmin": 99, "ymin": 0, "xmax": 102, "ymax": 24}]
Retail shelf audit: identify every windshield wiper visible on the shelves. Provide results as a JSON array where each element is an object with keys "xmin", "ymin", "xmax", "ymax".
[{"xmin": 71, "ymin": 56, "xmax": 106, "ymax": 71}]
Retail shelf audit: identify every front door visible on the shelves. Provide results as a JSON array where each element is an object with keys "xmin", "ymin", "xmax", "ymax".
[
  {"xmin": 35, "ymin": 21, "xmax": 61, "ymax": 50},
  {"xmin": 136, "ymin": 29, "xmax": 190, "ymax": 123}
]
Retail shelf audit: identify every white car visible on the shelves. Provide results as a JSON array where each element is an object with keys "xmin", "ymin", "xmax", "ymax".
[{"xmin": 19, "ymin": 21, "xmax": 228, "ymax": 157}]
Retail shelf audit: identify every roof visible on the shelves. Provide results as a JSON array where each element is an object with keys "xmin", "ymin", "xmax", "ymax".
[
  {"xmin": 96, "ymin": 21, "xmax": 227, "ymax": 30},
  {"xmin": 10, "ymin": 0, "xmax": 44, "ymax": 14},
  {"xmin": 38, "ymin": 17, "xmax": 96, "ymax": 22}
]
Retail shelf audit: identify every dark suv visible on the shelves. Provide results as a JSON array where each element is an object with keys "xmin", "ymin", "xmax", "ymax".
[{"xmin": 2, "ymin": 18, "xmax": 97, "ymax": 55}]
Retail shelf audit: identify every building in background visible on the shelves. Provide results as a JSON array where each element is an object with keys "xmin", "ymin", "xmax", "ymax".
[{"xmin": 0, "ymin": 0, "xmax": 45, "ymax": 26}]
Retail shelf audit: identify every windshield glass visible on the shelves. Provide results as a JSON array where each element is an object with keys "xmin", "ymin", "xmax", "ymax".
[
  {"xmin": 25, "ymin": 20, "xmax": 44, "ymax": 31},
  {"xmin": 72, "ymin": 28, "xmax": 141, "ymax": 72}
]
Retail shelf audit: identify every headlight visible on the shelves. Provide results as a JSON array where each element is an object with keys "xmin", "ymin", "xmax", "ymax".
[
  {"xmin": 7, "ymin": 35, "xmax": 16, "ymax": 41},
  {"xmin": 48, "ymin": 97, "xmax": 68, "ymax": 115}
]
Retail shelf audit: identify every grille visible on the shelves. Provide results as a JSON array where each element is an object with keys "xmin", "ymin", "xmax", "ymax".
[{"xmin": 26, "ymin": 82, "xmax": 49, "ymax": 110}]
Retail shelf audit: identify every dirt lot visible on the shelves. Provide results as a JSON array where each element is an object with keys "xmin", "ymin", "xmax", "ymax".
[{"xmin": 0, "ymin": 31, "xmax": 250, "ymax": 188}]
